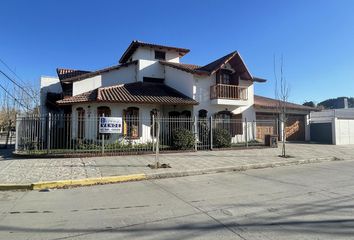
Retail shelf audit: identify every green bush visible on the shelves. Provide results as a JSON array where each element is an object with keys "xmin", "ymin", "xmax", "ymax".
[
  {"xmin": 172, "ymin": 128, "xmax": 195, "ymax": 150},
  {"xmin": 213, "ymin": 128, "xmax": 231, "ymax": 148}
]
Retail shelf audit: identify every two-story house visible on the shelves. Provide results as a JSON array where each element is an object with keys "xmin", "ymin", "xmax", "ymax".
[{"xmin": 40, "ymin": 40, "xmax": 312, "ymax": 144}]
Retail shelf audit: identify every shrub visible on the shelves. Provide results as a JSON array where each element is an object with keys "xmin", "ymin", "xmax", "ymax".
[
  {"xmin": 172, "ymin": 128, "xmax": 195, "ymax": 150},
  {"xmin": 213, "ymin": 128, "xmax": 231, "ymax": 148}
]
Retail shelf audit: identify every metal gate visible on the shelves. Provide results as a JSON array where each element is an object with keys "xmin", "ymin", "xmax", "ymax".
[{"xmin": 310, "ymin": 122, "xmax": 332, "ymax": 144}]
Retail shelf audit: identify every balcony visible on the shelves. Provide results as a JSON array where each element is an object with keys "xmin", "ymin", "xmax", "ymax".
[{"xmin": 210, "ymin": 84, "xmax": 248, "ymax": 106}]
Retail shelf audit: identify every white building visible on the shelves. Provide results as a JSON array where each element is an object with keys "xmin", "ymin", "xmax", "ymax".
[
  {"xmin": 310, "ymin": 108, "xmax": 354, "ymax": 145},
  {"xmin": 40, "ymin": 40, "xmax": 313, "ymax": 144}
]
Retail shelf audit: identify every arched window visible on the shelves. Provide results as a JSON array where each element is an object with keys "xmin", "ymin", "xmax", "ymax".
[
  {"xmin": 123, "ymin": 107, "xmax": 139, "ymax": 138},
  {"xmin": 198, "ymin": 109, "xmax": 208, "ymax": 119},
  {"xmin": 77, "ymin": 107, "xmax": 85, "ymax": 139},
  {"xmin": 97, "ymin": 106, "xmax": 111, "ymax": 117},
  {"xmin": 180, "ymin": 110, "xmax": 191, "ymax": 118},
  {"xmin": 168, "ymin": 111, "xmax": 180, "ymax": 118},
  {"xmin": 97, "ymin": 106, "xmax": 111, "ymax": 139}
]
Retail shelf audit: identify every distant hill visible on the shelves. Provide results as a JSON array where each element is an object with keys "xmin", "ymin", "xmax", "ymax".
[{"xmin": 318, "ymin": 97, "xmax": 354, "ymax": 109}]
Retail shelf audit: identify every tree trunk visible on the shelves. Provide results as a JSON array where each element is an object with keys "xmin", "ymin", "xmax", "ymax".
[{"xmin": 5, "ymin": 120, "xmax": 12, "ymax": 148}]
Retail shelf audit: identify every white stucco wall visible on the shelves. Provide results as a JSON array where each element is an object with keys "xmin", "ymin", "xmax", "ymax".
[
  {"xmin": 165, "ymin": 66, "xmax": 195, "ymax": 99},
  {"xmin": 101, "ymin": 64, "xmax": 137, "ymax": 87},
  {"xmin": 73, "ymin": 75, "xmax": 102, "ymax": 96},
  {"xmin": 137, "ymin": 60, "xmax": 165, "ymax": 82},
  {"xmin": 40, "ymin": 76, "xmax": 62, "ymax": 114},
  {"xmin": 192, "ymin": 73, "xmax": 256, "ymax": 143},
  {"xmin": 132, "ymin": 47, "xmax": 181, "ymax": 63}
]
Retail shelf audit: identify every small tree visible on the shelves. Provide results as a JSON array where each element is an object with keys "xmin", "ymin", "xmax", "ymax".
[
  {"xmin": 303, "ymin": 101, "xmax": 316, "ymax": 108},
  {"xmin": 274, "ymin": 55, "xmax": 290, "ymax": 157}
]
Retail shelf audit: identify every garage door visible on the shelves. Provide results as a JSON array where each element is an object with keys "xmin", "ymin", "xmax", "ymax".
[
  {"xmin": 286, "ymin": 115, "xmax": 305, "ymax": 141},
  {"xmin": 310, "ymin": 123, "xmax": 332, "ymax": 144},
  {"xmin": 335, "ymin": 119, "xmax": 354, "ymax": 145},
  {"xmin": 256, "ymin": 114, "xmax": 277, "ymax": 141}
]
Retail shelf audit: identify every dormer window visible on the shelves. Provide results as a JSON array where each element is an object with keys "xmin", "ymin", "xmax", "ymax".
[{"xmin": 154, "ymin": 50, "xmax": 166, "ymax": 60}]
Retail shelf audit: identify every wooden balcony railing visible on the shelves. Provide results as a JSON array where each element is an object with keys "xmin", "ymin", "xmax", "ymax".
[{"xmin": 210, "ymin": 84, "xmax": 248, "ymax": 100}]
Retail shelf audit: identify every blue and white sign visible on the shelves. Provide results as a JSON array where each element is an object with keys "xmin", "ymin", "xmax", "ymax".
[{"xmin": 99, "ymin": 117, "xmax": 122, "ymax": 134}]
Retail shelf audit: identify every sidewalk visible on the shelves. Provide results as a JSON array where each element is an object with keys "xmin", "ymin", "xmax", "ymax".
[{"xmin": 0, "ymin": 143, "xmax": 353, "ymax": 186}]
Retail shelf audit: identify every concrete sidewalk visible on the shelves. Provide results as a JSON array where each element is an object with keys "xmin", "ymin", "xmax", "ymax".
[{"xmin": 0, "ymin": 143, "xmax": 353, "ymax": 186}]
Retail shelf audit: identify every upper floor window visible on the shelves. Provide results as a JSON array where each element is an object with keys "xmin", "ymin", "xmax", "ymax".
[
  {"xmin": 217, "ymin": 69, "xmax": 233, "ymax": 85},
  {"xmin": 220, "ymin": 73, "xmax": 230, "ymax": 85},
  {"xmin": 154, "ymin": 50, "xmax": 166, "ymax": 60}
]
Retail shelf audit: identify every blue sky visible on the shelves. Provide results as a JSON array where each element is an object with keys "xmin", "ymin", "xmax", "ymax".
[{"xmin": 1, "ymin": 0, "xmax": 354, "ymax": 104}]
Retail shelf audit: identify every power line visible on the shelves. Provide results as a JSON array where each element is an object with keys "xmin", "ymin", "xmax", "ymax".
[
  {"xmin": 0, "ymin": 58, "xmax": 27, "ymax": 86},
  {"xmin": 0, "ymin": 81, "xmax": 29, "ymax": 110},
  {"xmin": 0, "ymin": 69, "xmax": 35, "ymax": 100},
  {"xmin": 0, "ymin": 58, "xmax": 39, "ymax": 97}
]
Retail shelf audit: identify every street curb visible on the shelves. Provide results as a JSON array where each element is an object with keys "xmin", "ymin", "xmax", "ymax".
[
  {"xmin": 31, "ymin": 174, "xmax": 147, "ymax": 190},
  {"xmin": 0, "ymin": 184, "xmax": 32, "ymax": 191},
  {"xmin": 0, "ymin": 156, "xmax": 345, "ymax": 191},
  {"xmin": 0, "ymin": 174, "xmax": 146, "ymax": 191},
  {"xmin": 145, "ymin": 157, "xmax": 343, "ymax": 180}
]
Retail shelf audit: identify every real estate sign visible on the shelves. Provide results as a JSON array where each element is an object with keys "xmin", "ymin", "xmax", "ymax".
[{"xmin": 99, "ymin": 117, "xmax": 122, "ymax": 134}]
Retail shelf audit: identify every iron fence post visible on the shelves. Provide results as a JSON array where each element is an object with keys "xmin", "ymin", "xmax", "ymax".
[
  {"xmin": 152, "ymin": 114, "xmax": 155, "ymax": 153},
  {"xmin": 155, "ymin": 117, "xmax": 160, "ymax": 164},
  {"xmin": 245, "ymin": 118, "xmax": 248, "ymax": 148},
  {"xmin": 47, "ymin": 113, "xmax": 51, "ymax": 154},
  {"xmin": 194, "ymin": 116, "xmax": 198, "ymax": 151},
  {"xmin": 101, "ymin": 114, "xmax": 105, "ymax": 155},
  {"xmin": 210, "ymin": 116, "xmax": 213, "ymax": 150}
]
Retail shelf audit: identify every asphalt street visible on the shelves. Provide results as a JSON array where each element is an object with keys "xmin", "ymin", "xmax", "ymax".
[{"xmin": 1, "ymin": 160, "xmax": 354, "ymax": 239}]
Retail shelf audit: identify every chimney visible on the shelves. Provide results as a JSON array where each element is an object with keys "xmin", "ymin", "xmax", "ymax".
[{"xmin": 344, "ymin": 97, "xmax": 349, "ymax": 109}]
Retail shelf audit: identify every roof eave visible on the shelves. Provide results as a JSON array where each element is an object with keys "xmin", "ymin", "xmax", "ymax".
[
  {"xmin": 119, "ymin": 41, "xmax": 190, "ymax": 64},
  {"xmin": 60, "ymin": 61, "xmax": 138, "ymax": 83},
  {"xmin": 252, "ymin": 77, "xmax": 267, "ymax": 83}
]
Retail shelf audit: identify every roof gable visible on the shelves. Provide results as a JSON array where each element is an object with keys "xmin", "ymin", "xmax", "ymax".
[
  {"xmin": 198, "ymin": 51, "xmax": 253, "ymax": 80},
  {"xmin": 160, "ymin": 52, "xmax": 266, "ymax": 82},
  {"xmin": 119, "ymin": 40, "xmax": 190, "ymax": 64}
]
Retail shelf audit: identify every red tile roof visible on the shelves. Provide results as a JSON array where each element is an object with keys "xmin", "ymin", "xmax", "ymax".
[
  {"xmin": 159, "ymin": 61, "xmax": 207, "ymax": 75},
  {"xmin": 119, "ymin": 40, "xmax": 190, "ymax": 63},
  {"xmin": 160, "ymin": 54, "xmax": 266, "ymax": 82},
  {"xmin": 254, "ymin": 95, "xmax": 316, "ymax": 111},
  {"xmin": 57, "ymin": 82, "xmax": 198, "ymax": 105},
  {"xmin": 56, "ymin": 68, "xmax": 91, "ymax": 81},
  {"xmin": 58, "ymin": 61, "xmax": 138, "ymax": 83},
  {"xmin": 198, "ymin": 51, "xmax": 237, "ymax": 73}
]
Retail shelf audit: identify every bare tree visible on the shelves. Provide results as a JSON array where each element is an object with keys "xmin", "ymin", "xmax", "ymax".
[{"xmin": 274, "ymin": 55, "xmax": 290, "ymax": 157}]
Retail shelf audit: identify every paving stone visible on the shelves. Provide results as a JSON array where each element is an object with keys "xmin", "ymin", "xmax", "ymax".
[{"xmin": 0, "ymin": 144, "xmax": 353, "ymax": 184}]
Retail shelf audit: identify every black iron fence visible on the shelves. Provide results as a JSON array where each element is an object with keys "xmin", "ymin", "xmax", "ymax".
[{"xmin": 15, "ymin": 114, "xmax": 278, "ymax": 156}]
